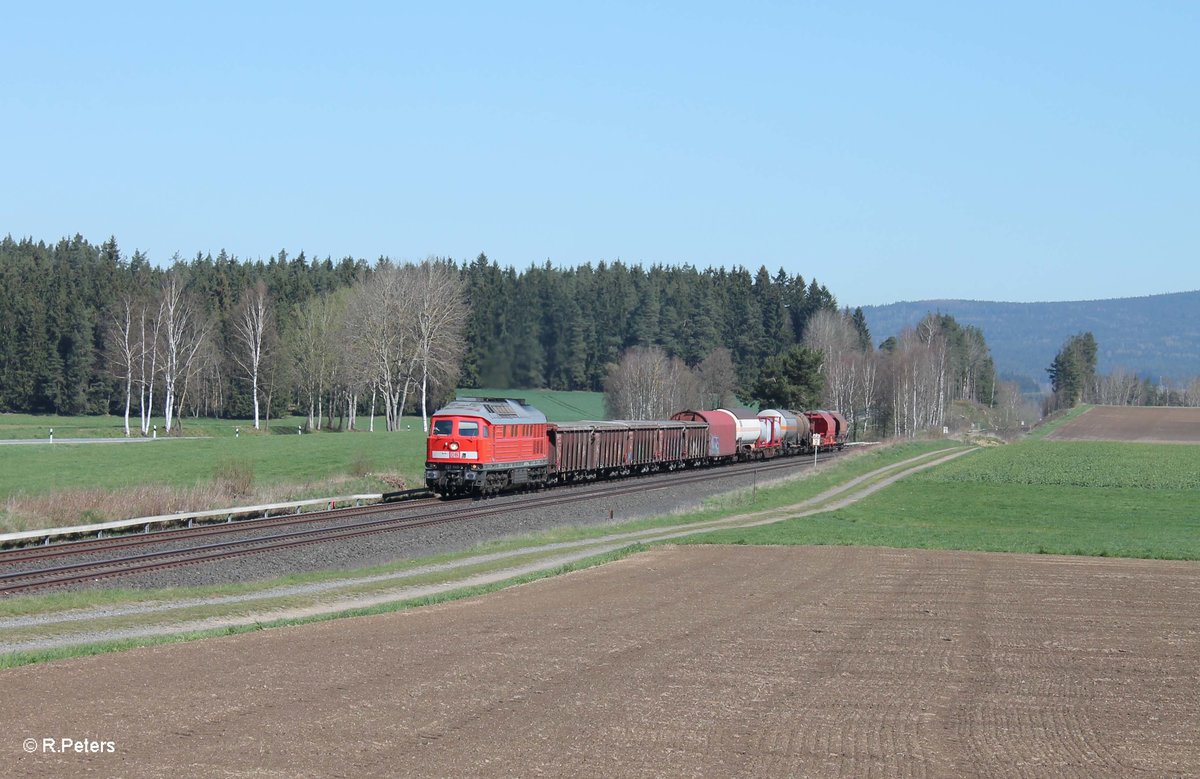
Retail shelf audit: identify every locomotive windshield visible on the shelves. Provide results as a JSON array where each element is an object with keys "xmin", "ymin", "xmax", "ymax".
[
  {"xmin": 458, "ymin": 421, "xmax": 479, "ymax": 437},
  {"xmin": 432, "ymin": 419, "xmax": 453, "ymax": 436}
]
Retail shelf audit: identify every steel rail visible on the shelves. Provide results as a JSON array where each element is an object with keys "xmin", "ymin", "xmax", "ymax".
[{"xmin": 0, "ymin": 498, "xmax": 442, "ymax": 564}]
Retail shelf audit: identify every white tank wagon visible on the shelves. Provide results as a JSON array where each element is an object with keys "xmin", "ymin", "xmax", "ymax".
[
  {"xmin": 758, "ymin": 408, "xmax": 812, "ymax": 451},
  {"xmin": 724, "ymin": 408, "xmax": 768, "ymax": 454}
]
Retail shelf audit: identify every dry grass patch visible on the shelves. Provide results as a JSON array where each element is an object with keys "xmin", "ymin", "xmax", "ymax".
[{"xmin": 0, "ymin": 472, "xmax": 402, "ymax": 534}]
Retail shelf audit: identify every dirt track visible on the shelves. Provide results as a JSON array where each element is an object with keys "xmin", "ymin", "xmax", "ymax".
[
  {"xmin": 1048, "ymin": 405, "xmax": 1200, "ymax": 443},
  {"xmin": 6, "ymin": 545, "xmax": 1198, "ymax": 777}
]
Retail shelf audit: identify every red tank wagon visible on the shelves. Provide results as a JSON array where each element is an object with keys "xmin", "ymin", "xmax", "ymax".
[{"xmin": 670, "ymin": 409, "xmax": 738, "ymax": 459}]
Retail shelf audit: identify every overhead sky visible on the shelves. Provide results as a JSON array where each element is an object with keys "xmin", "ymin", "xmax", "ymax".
[{"xmin": 4, "ymin": 2, "xmax": 1197, "ymax": 307}]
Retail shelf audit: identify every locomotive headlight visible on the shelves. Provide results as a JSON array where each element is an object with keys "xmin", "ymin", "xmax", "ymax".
[{"xmin": 449, "ymin": 442, "xmax": 460, "ymax": 451}]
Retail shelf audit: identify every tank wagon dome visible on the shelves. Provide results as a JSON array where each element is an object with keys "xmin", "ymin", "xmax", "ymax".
[{"xmin": 432, "ymin": 397, "xmax": 548, "ymax": 425}]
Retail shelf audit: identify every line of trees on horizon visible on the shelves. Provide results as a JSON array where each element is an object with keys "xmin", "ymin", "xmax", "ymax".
[
  {"xmin": 1046, "ymin": 331, "xmax": 1200, "ymax": 412},
  {"xmin": 6, "ymin": 234, "xmax": 1195, "ymax": 440},
  {"xmin": 603, "ymin": 308, "xmax": 1025, "ymax": 438}
]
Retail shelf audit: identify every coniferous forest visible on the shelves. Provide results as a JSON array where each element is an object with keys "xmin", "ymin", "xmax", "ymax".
[{"xmin": 0, "ymin": 234, "xmax": 839, "ymax": 419}]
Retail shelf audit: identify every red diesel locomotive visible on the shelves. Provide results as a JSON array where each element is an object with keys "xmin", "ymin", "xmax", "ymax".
[{"xmin": 425, "ymin": 398, "xmax": 549, "ymax": 496}]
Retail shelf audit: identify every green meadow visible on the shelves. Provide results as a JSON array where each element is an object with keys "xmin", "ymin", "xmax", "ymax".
[
  {"xmin": 0, "ymin": 426, "xmax": 428, "ymax": 498},
  {"xmin": 685, "ymin": 439, "xmax": 1200, "ymax": 560},
  {"xmin": 0, "ymin": 420, "xmax": 428, "ymax": 532},
  {"xmin": 458, "ymin": 389, "xmax": 606, "ymax": 422},
  {"xmin": 0, "ymin": 391, "xmax": 607, "ymax": 531}
]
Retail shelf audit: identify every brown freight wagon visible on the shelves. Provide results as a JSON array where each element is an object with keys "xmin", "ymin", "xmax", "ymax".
[
  {"xmin": 549, "ymin": 420, "xmax": 710, "ymax": 479},
  {"xmin": 613, "ymin": 420, "xmax": 709, "ymax": 468}
]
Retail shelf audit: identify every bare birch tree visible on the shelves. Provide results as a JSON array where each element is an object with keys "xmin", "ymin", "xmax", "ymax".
[
  {"xmin": 604, "ymin": 346, "xmax": 700, "ymax": 419},
  {"xmin": 804, "ymin": 309, "xmax": 858, "ymax": 412},
  {"xmin": 1186, "ymin": 377, "xmax": 1200, "ymax": 408},
  {"xmin": 289, "ymin": 292, "xmax": 341, "ymax": 431},
  {"xmin": 803, "ymin": 309, "xmax": 881, "ymax": 439},
  {"xmin": 696, "ymin": 348, "xmax": 738, "ymax": 409},
  {"xmin": 881, "ymin": 328, "xmax": 947, "ymax": 438},
  {"xmin": 176, "ymin": 335, "xmax": 220, "ymax": 426},
  {"xmin": 1095, "ymin": 367, "xmax": 1142, "ymax": 406},
  {"xmin": 138, "ymin": 298, "xmax": 163, "ymax": 435},
  {"xmin": 107, "ymin": 294, "xmax": 139, "ymax": 437},
  {"xmin": 413, "ymin": 261, "xmax": 467, "ymax": 432},
  {"xmin": 346, "ymin": 264, "xmax": 420, "ymax": 432},
  {"xmin": 233, "ymin": 280, "xmax": 274, "ymax": 430},
  {"xmin": 159, "ymin": 272, "xmax": 210, "ymax": 434}
]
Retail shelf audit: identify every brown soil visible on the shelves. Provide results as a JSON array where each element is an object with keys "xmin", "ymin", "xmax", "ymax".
[
  {"xmin": 6, "ymin": 545, "xmax": 1199, "ymax": 777},
  {"xmin": 1048, "ymin": 405, "xmax": 1200, "ymax": 443}
]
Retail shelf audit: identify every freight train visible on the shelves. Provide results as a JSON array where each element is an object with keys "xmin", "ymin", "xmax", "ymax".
[{"xmin": 425, "ymin": 397, "xmax": 848, "ymax": 498}]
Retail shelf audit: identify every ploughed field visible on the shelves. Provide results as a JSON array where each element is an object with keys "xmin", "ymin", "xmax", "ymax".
[
  {"xmin": 7, "ymin": 545, "xmax": 1198, "ymax": 777},
  {"xmin": 7, "ymin": 407, "xmax": 1199, "ymax": 777},
  {"xmin": 1047, "ymin": 405, "xmax": 1200, "ymax": 443}
]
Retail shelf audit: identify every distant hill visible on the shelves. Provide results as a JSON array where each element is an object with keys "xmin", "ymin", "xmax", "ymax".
[{"xmin": 860, "ymin": 291, "xmax": 1200, "ymax": 388}]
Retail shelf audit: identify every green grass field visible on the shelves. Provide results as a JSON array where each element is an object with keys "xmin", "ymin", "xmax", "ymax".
[
  {"xmin": 0, "ymin": 389, "xmax": 606, "ymax": 440},
  {"xmin": 458, "ymin": 389, "xmax": 605, "ymax": 422},
  {"xmin": 0, "ymin": 421, "xmax": 431, "ymax": 532},
  {"xmin": 0, "ymin": 426, "xmax": 427, "ymax": 497},
  {"xmin": 685, "ymin": 438, "xmax": 1200, "ymax": 560}
]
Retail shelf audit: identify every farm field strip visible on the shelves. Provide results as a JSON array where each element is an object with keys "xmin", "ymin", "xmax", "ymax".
[
  {"xmin": 691, "ymin": 436, "xmax": 1200, "ymax": 560},
  {"xmin": 921, "ymin": 439, "xmax": 1200, "ymax": 489},
  {"xmin": 1047, "ymin": 405, "xmax": 1200, "ymax": 443}
]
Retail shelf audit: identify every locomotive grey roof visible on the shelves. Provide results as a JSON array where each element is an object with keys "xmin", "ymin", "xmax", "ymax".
[{"xmin": 433, "ymin": 397, "xmax": 548, "ymax": 425}]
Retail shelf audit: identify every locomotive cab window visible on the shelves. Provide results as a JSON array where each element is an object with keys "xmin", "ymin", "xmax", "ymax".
[
  {"xmin": 459, "ymin": 421, "xmax": 479, "ymax": 437},
  {"xmin": 433, "ymin": 419, "xmax": 453, "ymax": 436}
]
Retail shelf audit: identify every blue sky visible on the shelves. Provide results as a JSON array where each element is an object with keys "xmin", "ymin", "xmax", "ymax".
[{"xmin": 4, "ymin": 2, "xmax": 1197, "ymax": 306}]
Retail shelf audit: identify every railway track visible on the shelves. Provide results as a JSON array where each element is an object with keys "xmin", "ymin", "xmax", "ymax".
[
  {"xmin": 0, "ymin": 451, "xmax": 841, "ymax": 595},
  {"xmin": 0, "ymin": 497, "xmax": 443, "ymax": 565}
]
